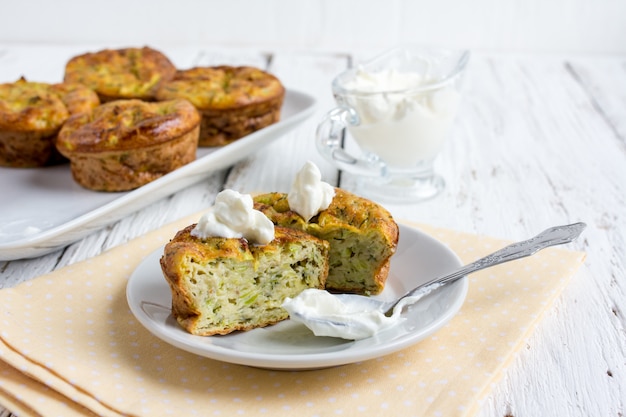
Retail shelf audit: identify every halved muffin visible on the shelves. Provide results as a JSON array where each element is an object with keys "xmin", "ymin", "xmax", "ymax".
[
  {"xmin": 56, "ymin": 98, "xmax": 200, "ymax": 191},
  {"xmin": 160, "ymin": 225, "xmax": 330, "ymax": 336},
  {"xmin": 155, "ymin": 66, "xmax": 285, "ymax": 146},
  {"xmin": 254, "ymin": 188, "xmax": 399, "ymax": 295},
  {"xmin": 0, "ymin": 78, "xmax": 100, "ymax": 167},
  {"xmin": 64, "ymin": 46, "xmax": 177, "ymax": 102}
]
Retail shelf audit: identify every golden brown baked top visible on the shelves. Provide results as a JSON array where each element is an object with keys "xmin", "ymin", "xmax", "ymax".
[
  {"xmin": 0, "ymin": 78, "xmax": 95, "ymax": 132},
  {"xmin": 63, "ymin": 47, "xmax": 177, "ymax": 101},
  {"xmin": 0, "ymin": 80, "xmax": 67, "ymax": 132},
  {"xmin": 254, "ymin": 188, "xmax": 399, "ymax": 242},
  {"xmin": 162, "ymin": 223, "xmax": 329, "ymax": 265},
  {"xmin": 56, "ymin": 98, "xmax": 200, "ymax": 153},
  {"xmin": 163, "ymin": 224, "xmax": 256, "ymax": 265},
  {"xmin": 155, "ymin": 66, "xmax": 285, "ymax": 111},
  {"xmin": 49, "ymin": 82, "xmax": 101, "ymax": 115}
]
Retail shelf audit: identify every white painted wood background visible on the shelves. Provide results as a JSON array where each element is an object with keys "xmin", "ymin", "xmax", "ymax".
[
  {"xmin": 2, "ymin": 0, "xmax": 626, "ymax": 55},
  {"xmin": 1, "ymin": 1, "xmax": 625, "ymax": 416}
]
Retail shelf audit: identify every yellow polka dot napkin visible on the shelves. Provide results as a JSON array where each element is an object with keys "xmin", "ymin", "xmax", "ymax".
[{"xmin": 0, "ymin": 215, "xmax": 586, "ymax": 417}]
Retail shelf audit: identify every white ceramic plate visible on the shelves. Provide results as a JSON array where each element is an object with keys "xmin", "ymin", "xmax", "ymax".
[
  {"xmin": 126, "ymin": 223, "xmax": 468, "ymax": 370},
  {"xmin": 0, "ymin": 90, "xmax": 316, "ymax": 260}
]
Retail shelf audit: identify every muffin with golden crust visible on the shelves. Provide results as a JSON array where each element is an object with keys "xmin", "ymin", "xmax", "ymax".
[
  {"xmin": 160, "ymin": 225, "xmax": 330, "ymax": 336},
  {"xmin": 155, "ymin": 66, "xmax": 285, "ymax": 146},
  {"xmin": 64, "ymin": 46, "xmax": 176, "ymax": 102},
  {"xmin": 50, "ymin": 82, "xmax": 102, "ymax": 114},
  {"xmin": 254, "ymin": 188, "xmax": 399, "ymax": 295},
  {"xmin": 0, "ymin": 78, "xmax": 100, "ymax": 167},
  {"xmin": 56, "ymin": 98, "xmax": 200, "ymax": 191}
]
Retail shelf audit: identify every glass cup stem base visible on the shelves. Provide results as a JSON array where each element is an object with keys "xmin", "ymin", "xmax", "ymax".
[{"xmin": 351, "ymin": 171, "xmax": 445, "ymax": 204}]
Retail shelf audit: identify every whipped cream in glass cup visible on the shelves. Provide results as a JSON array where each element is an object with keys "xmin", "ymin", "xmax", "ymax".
[{"xmin": 316, "ymin": 46, "xmax": 469, "ymax": 203}]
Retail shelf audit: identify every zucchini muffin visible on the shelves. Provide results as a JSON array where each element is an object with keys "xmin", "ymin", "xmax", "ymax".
[
  {"xmin": 254, "ymin": 188, "xmax": 399, "ymax": 295},
  {"xmin": 155, "ymin": 66, "xmax": 285, "ymax": 146},
  {"xmin": 51, "ymin": 82, "xmax": 102, "ymax": 114},
  {"xmin": 64, "ymin": 46, "xmax": 176, "ymax": 102},
  {"xmin": 0, "ymin": 78, "xmax": 100, "ymax": 167},
  {"xmin": 56, "ymin": 98, "xmax": 200, "ymax": 191},
  {"xmin": 160, "ymin": 225, "xmax": 330, "ymax": 336}
]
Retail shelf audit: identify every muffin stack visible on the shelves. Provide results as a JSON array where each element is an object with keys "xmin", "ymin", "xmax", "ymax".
[{"xmin": 0, "ymin": 46, "xmax": 285, "ymax": 191}]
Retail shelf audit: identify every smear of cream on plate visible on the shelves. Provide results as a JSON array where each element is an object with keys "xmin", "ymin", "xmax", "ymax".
[{"xmin": 282, "ymin": 284, "xmax": 441, "ymax": 340}]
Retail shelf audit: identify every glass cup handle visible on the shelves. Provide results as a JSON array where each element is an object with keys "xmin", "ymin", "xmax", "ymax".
[{"xmin": 315, "ymin": 106, "xmax": 386, "ymax": 177}]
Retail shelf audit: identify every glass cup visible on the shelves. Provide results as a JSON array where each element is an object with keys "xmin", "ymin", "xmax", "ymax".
[{"xmin": 316, "ymin": 46, "xmax": 470, "ymax": 203}]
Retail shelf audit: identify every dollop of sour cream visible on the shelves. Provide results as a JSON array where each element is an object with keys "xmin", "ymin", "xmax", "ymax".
[
  {"xmin": 191, "ymin": 189, "xmax": 275, "ymax": 245},
  {"xmin": 282, "ymin": 284, "xmax": 442, "ymax": 340},
  {"xmin": 344, "ymin": 67, "xmax": 425, "ymax": 93},
  {"xmin": 287, "ymin": 161, "xmax": 335, "ymax": 222}
]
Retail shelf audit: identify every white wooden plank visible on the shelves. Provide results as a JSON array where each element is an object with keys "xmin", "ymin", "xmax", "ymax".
[
  {"xmin": 2, "ymin": 1, "xmax": 626, "ymax": 54},
  {"xmin": 468, "ymin": 55, "xmax": 626, "ymax": 417},
  {"xmin": 224, "ymin": 51, "xmax": 349, "ymax": 193},
  {"xmin": 564, "ymin": 57, "xmax": 626, "ymax": 150}
]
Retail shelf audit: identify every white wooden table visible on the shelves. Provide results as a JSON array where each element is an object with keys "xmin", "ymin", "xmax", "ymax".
[{"xmin": 1, "ymin": 44, "xmax": 624, "ymax": 417}]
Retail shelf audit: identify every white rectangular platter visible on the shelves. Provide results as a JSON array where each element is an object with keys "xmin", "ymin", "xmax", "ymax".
[{"xmin": 0, "ymin": 89, "xmax": 316, "ymax": 260}]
